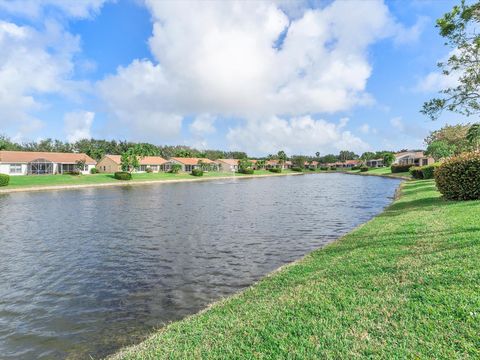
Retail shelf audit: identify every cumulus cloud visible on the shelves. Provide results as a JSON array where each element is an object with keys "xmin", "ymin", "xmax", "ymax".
[
  {"xmin": 0, "ymin": 20, "xmax": 82, "ymax": 137},
  {"xmin": 227, "ymin": 116, "xmax": 370, "ymax": 155},
  {"xmin": 190, "ymin": 114, "xmax": 216, "ymax": 136},
  {"xmin": 98, "ymin": 0, "xmax": 420, "ymax": 151},
  {"xmin": 64, "ymin": 111, "xmax": 94, "ymax": 142}
]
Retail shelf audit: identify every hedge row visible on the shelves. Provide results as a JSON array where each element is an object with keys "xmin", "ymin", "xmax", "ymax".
[
  {"xmin": 409, "ymin": 164, "xmax": 440, "ymax": 180},
  {"xmin": 269, "ymin": 168, "xmax": 282, "ymax": 173},
  {"xmin": 391, "ymin": 164, "xmax": 413, "ymax": 173},
  {"xmin": 291, "ymin": 167, "xmax": 303, "ymax": 172},
  {"xmin": 360, "ymin": 165, "xmax": 369, "ymax": 172},
  {"xmin": 238, "ymin": 168, "xmax": 254, "ymax": 174},
  {"xmin": 114, "ymin": 172, "xmax": 132, "ymax": 180},
  {"xmin": 435, "ymin": 152, "xmax": 480, "ymax": 200},
  {"xmin": 0, "ymin": 174, "xmax": 10, "ymax": 187}
]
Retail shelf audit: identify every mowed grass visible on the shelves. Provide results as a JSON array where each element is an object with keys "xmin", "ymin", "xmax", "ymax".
[
  {"xmin": 348, "ymin": 166, "xmax": 411, "ymax": 179},
  {"xmin": 5, "ymin": 170, "xmax": 296, "ymax": 189},
  {"xmin": 111, "ymin": 180, "xmax": 480, "ymax": 359}
]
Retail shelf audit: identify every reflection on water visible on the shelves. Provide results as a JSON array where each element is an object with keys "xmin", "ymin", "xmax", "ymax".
[{"xmin": 0, "ymin": 173, "xmax": 401, "ymax": 359}]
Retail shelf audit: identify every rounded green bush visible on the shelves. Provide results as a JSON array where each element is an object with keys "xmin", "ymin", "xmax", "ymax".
[
  {"xmin": 145, "ymin": 167, "xmax": 153, "ymax": 173},
  {"xmin": 90, "ymin": 167, "xmax": 98, "ymax": 174},
  {"xmin": 330, "ymin": 166, "xmax": 337, "ymax": 171},
  {"xmin": 114, "ymin": 171, "xmax": 132, "ymax": 180},
  {"xmin": 435, "ymin": 152, "xmax": 480, "ymax": 200},
  {"xmin": 191, "ymin": 168, "xmax": 204, "ymax": 176},
  {"xmin": 0, "ymin": 174, "xmax": 10, "ymax": 187},
  {"xmin": 291, "ymin": 166, "xmax": 303, "ymax": 172},
  {"xmin": 409, "ymin": 166, "xmax": 424, "ymax": 179},
  {"xmin": 360, "ymin": 165, "xmax": 369, "ymax": 172},
  {"xmin": 420, "ymin": 163, "xmax": 440, "ymax": 179},
  {"xmin": 269, "ymin": 167, "xmax": 282, "ymax": 173},
  {"xmin": 238, "ymin": 168, "xmax": 254, "ymax": 174},
  {"xmin": 391, "ymin": 164, "xmax": 413, "ymax": 173},
  {"xmin": 319, "ymin": 166, "xmax": 329, "ymax": 171}
]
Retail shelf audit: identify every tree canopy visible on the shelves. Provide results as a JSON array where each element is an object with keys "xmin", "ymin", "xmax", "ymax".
[{"xmin": 422, "ymin": 1, "xmax": 480, "ymax": 120}]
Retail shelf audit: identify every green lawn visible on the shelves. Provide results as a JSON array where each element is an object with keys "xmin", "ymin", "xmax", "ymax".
[
  {"xmin": 4, "ymin": 170, "xmax": 296, "ymax": 189},
  {"xmin": 349, "ymin": 166, "xmax": 411, "ymax": 179},
  {"xmin": 111, "ymin": 180, "xmax": 480, "ymax": 359}
]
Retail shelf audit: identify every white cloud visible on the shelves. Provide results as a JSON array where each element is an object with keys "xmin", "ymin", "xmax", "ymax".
[
  {"xmin": 0, "ymin": 20, "xmax": 82, "ymax": 137},
  {"xmin": 0, "ymin": 0, "xmax": 108, "ymax": 19},
  {"xmin": 227, "ymin": 116, "xmax": 370, "ymax": 155},
  {"xmin": 414, "ymin": 49, "xmax": 461, "ymax": 93},
  {"xmin": 97, "ymin": 0, "xmax": 415, "ymax": 151},
  {"xmin": 392, "ymin": 16, "xmax": 428, "ymax": 45},
  {"xmin": 190, "ymin": 114, "xmax": 216, "ymax": 136},
  {"xmin": 360, "ymin": 123, "xmax": 370, "ymax": 134},
  {"xmin": 64, "ymin": 111, "xmax": 94, "ymax": 142}
]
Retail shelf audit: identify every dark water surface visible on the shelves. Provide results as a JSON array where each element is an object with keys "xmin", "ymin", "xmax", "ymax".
[{"xmin": 0, "ymin": 173, "xmax": 401, "ymax": 359}]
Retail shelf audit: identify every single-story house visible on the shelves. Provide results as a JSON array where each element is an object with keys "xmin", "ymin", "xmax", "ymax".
[
  {"xmin": 96, "ymin": 154, "xmax": 169, "ymax": 173},
  {"xmin": 284, "ymin": 160, "xmax": 292, "ymax": 169},
  {"xmin": 394, "ymin": 151, "xmax": 434, "ymax": 167},
  {"xmin": 365, "ymin": 158, "xmax": 384, "ymax": 168},
  {"xmin": 0, "ymin": 150, "xmax": 96, "ymax": 175},
  {"xmin": 170, "ymin": 157, "xmax": 218, "ymax": 172},
  {"xmin": 217, "ymin": 159, "xmax": 239, "ymax": 172},
  {"xmin": 304, "ymin": 161, "xmax": 319, "ymax": 169}
]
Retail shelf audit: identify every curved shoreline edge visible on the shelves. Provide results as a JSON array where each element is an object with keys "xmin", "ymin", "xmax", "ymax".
[
  {"xmin": 107, "ymin": 178, "xmax": 406, "ymax": 360},
  {"xmin": 0, "ymin": 172, "xmax": 304, "ymax": 194}
]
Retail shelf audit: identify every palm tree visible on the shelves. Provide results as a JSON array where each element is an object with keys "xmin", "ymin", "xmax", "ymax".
[{"xmin": 467, "ymin": 123, "xmax": 480, "ymax": 152}]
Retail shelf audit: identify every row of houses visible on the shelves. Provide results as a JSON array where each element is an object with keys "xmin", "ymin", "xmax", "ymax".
[{"xmin": 0, "ymin": 150, "xmax": 435, "ymax": 176}]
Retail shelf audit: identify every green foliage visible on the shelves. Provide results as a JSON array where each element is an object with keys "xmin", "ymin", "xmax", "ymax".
[
  {"xmin": 410, "ymin": 166, "xmax": 424, "ymax": 179},
  {"xmin": 391, "ymin": 164, "xmax": 413, "ymax": 173},
  {"xmin": 360, "ymin": 165, "xmax": 369, "ymax": 172},
  {"xmin": 75, "ymin": 160, "xmax": 86, "ymax": 172},
  {"xmin": 291, "ymin": 155, "xmax": 307, "ymax": 169},
  {"xmin": 426, "ymin": 140, "xmax": 456, "ymax": 161},
  {"xmin": 191, "ymin": 168, "xmax": 204, "ymax": 176},
  {"xmin": 424, "ymin": 124, "xmax": 471, "ymax": 154},
  {"xmin": 239, "ymin": 168, "xmax": 254, "ymax": 174},
  {"xmin": 330, "ymin": 166, "xmax": 337, "ymax": 171},
  {"xmin": 121, "ymin": 148, "xmax": 140, "ymax": 172},
  {"xmin": 422, "ymin": 1, "xmax": 480, "ymax": 120},
  {"xmin": 291, "ymin": 166, "xmax": 303, "ymax": 172},
  {"xmin": 338, "ymin": 150, "xmax": 358, "ymax": 161},
  {"xmin": 435, "ymin": 152, "xmax": 480, "ymax": 200},
  {"xmin": 319, "ymin": 166, "xmax": 329, "ymax": 171},
  {"xmin": 90, "ymin": 167, "xmax": 98, "ymax": 174},
  {"xmin": 269, "ymin": 167, "xmax": 282, "ymax": 173},
  {"xmin": 0, "ymin": 174, "xmax": 10, "ymax": 186},
  {"xmin": 114, "ymin": 171, "xmax": 132, "ymax": 181},
  {"xmin": 466, "ymin": 123, "xmax": 480, "ymax": 150},
  {"xmin": 351, "ymin": 165, "xmax": 361, "ymax": 171},
  {"xmin": 145, "ymin": 167, "xmax": 153, "ymax": 173},
  {"xmin": 169, "ymin": 164, "xmax": 181, "ymax": 174},
  {"xmin": 421, "ymin": 164, "xmax": 441, "ymax": 179},
  {"xmin": 382, "ymin": 153, "xmax": 396, "ymax": 167}
]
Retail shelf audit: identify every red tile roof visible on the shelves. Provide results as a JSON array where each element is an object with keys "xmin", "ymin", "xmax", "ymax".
[
  {"xmin": 170, "ymin": 157, "xmax": 216, "ymax": 165},
  {"xmin": 104, "ymin": 154, "xmax": 168, "ymax": 165},
  {"xmin": 0, "ymin": 151, "xmax": 96, "ymax": 164}
]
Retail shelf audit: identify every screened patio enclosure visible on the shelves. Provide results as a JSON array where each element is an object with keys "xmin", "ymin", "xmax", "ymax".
[{"xmin": 27, "ymin": 159, "xmax": 54, "ymax": 175}]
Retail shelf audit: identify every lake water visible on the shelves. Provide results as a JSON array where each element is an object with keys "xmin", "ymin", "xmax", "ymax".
[{"xmin": 0, "ymin": 173, "xmax": 401, "ymax": 359}]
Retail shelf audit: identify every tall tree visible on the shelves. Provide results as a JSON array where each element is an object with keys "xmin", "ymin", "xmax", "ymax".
[
  {"xmin": 424, "ymin": 123, "xmax": 471, "ymax": 154},
  {"xmin": 426, "ymin": 140, "xmax": 456, "ymax": 160},
  {"xmin": 422, "ymin": 1, "xmax": 480, "ymax": 120},
  {"xmin": 466, "ymin": 123, "xmax": 480, "ymax": 151}
]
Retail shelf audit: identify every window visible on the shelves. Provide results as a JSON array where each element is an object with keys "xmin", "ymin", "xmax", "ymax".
[{"xmin": 9, "ymin": 164, "xmax": 22, "ymax": 174}]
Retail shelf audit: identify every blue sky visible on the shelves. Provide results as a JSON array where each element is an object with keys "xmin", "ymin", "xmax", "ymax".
[{"xmin": 0, "ymin": 0, "xmax": 469, "ymax": 156}]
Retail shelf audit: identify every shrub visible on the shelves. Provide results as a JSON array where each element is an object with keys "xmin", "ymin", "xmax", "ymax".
[
  {"xmin": 239, "ymin": 168, "xmax": 254, "ymax": 174},
  {"xmin": 145, "ymin": 167, "xmax": 153, "ymax": 173},
  {"xmin": 330, "ymin": 166, "xmax": 337, "ymax": 171},
  {"xmin": 269, "ymin": 167, "xmax": 282, "ymax": 173},
  {"xmin": 391, "ymin": 164, "xmax": 413, "ymax": 173},
  {"xmin": 0, "ymin": 174, "xmax": 10, "ymax": 187},
  {"xmin": 319, "ymin": 166, "xmax": 329, "ymax": 171},
  {"xmin": 114, "ymin": 171, "xmax": 132, "ymax": 180},
  {"xmin": 421, "ymin": 163, "xmax": 440, "ymax": 179},
  {"xmin": 410, "ymin": 166, "xmax": 424, "ymax": 179},
  {"xmin": 291, "ymin": 166, "xmax": 303, "ymax": 172},
  {"xmin": 360, "ymin": 165, "xmax": 369, "ymax": 172},
  {"xmin": 351, "ymin": 165, "xmax": 361, "ymax": 171},
  {"xmin": 90, "ymin": 167, "xmax": 98, "ymax": 174},
  {"xmin": 191, "ymin": 168, "xmax": 204, "ymax": 176},
  {"xmin": 64, "ymin": 169, "xmax": 81, "ymax": 176},
  {"xmin": 169, "ymin": 164, "xmax": 181, "ymax": 174},
  {"xmin": 435, "ymin": 152, "xmax": 480, "ymax": 200}
]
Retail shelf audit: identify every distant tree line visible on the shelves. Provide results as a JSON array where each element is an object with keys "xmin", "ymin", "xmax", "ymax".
[{"xmin": 0, "ymin": 136, "xmax": 248, "ymax": 161}]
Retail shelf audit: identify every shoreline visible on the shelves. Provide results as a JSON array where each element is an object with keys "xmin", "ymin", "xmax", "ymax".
[
  {"xmin": 0, "ymin": 172, "xmax": 304, "ymax": 194},
  {"xmin": 108, "ymin": 179, "xmax": 405, "ymax": 359},
  {"xmin": 108, "ymin": 178, "xmax": 479, "ymax": 359}
]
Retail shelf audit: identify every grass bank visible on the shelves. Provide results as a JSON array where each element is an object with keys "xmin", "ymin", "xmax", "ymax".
[
  {"xmin": 111, "ymin": 179, "xmax": 480, "ymax": 359},
  {"xmin": 348, "ymin": 166, "xmax": 411, "ymax": 179},
  {"xmin": 0, "ymin": 169, "xmax": 298, "ymax": 192}
]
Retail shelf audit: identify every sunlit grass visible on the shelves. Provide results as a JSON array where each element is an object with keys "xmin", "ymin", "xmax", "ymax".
[{"xmin": 111, "ymin": 180, "xmax": 480, "ymax": 359}]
